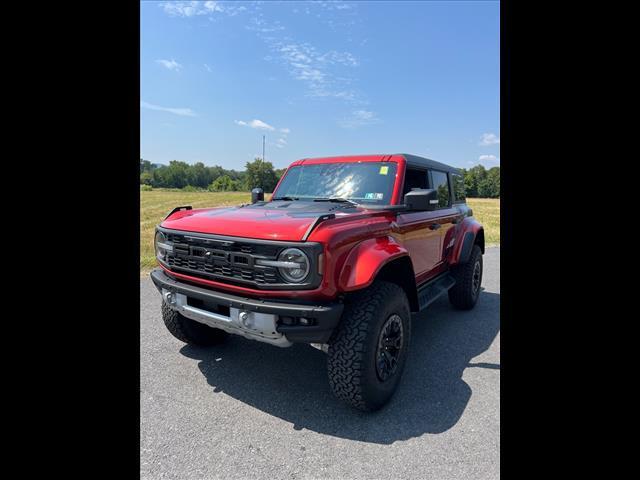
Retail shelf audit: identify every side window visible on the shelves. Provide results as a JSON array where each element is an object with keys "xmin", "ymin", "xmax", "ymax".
[
  {"xmin": 430, "ymin": 170, "xmax": 451, "ymax": 208},
  {"xmin": 451, "ymin": 173, "xmax": 466, "ymax": 202},
  {"xmin": 402, "ymin": 168, "xmax": 428, "ymax": 196}
]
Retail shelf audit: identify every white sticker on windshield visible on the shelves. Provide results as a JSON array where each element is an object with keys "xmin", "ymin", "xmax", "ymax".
[{"xmin": 365, "ymin": 193, "xmax": 384, "ymax": 200}]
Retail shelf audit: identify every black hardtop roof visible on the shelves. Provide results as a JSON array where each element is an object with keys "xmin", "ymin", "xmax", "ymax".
[
  {"xmin": 299, "ymin": 153, "xmax": 461, "ymax": 175},
  {"xmin": 397, "ymin": 154, "xmax": 461, "ymax": 174}
]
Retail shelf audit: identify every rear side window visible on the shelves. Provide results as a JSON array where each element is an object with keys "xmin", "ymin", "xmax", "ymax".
[
  {"xmin": 430, "ymin": 170, "xmax": 450, "ymax": 208},
  {"xmin": 451, "ymin": 173, "xmax": 466, "ymax": 202}
]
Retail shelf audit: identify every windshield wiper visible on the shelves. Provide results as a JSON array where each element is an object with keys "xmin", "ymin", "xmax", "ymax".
[
  {"xmin": 271, "ymin": 196, "xmax": 299, "ymax": 201},
  {"xmin": 313, "ymin": 197, "xmax": 359, "ymax": 206}
]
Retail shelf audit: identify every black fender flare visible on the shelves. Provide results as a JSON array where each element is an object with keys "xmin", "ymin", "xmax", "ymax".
[{"xmin": 458, "ymin": 231, "xmax": 476, "ymax": 264}]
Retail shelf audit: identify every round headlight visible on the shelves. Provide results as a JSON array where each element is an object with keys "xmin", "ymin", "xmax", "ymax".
[
  {"xmin": 277, "ymin": 248, "xmax": 310, "ymax": 283},
  {"xmin": 155, "ymin": 231, "xmax": 173, "ymax": 261}
]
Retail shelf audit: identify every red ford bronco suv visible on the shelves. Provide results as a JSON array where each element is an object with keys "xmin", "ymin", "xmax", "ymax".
[{"xmin": 151, "ymin": 154, "xmax": 484, "ymax": 411}]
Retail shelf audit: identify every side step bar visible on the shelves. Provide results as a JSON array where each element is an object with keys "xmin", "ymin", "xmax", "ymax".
[{"xmin": 417, "ymin": 273, "xmax": 456, "ymax": 311}]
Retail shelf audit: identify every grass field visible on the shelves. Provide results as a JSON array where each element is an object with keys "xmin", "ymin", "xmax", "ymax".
[
  {"xmin": 466, "ymin": 197, "xmax": 500, "ymax": 245},
  {"xmin": 140, "ymin": 190, "xmax": 499, "ymax": 272}
]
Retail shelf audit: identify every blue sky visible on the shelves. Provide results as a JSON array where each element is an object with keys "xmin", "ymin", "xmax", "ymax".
[{"xmin": 141, "ymin": 1, "xmax": 500, "ymax": 170}]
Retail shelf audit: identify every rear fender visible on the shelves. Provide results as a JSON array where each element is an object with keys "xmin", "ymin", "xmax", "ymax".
[
  {"xmin": 338, "ymin": 236, "xmax": 410, "ymax": 292},
  {"xmin": 449, "ymin": 217, "xmax": 484, "ymax": 265}
]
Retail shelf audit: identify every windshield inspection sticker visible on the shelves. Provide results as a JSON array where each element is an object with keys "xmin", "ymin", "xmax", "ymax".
[
  {"xmin": 379, "ymin": 166, "xmax": 389, "ymax": 175},
  {"xmin": 365, "ymin": 193, "xmax": 384, "ymax": 200}
]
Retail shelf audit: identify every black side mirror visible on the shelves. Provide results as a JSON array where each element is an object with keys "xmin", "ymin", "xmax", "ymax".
[
  {"xmin": 404, "ymin": 188, "xmax": 438, "ymax": 211},
  {"xmin": 251, "ymin": 187, "xmax": 264, "ymax": 204}
]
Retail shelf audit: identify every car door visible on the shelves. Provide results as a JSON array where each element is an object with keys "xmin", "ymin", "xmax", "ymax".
[
  {"xmin": 394, "ymin": 169, "xmax": 461, "ymax": 283},
  {"xmin": 394, "ymin": 168, "xmax": 443, "ymax": 280},
  {"xmin": 428, "ymin": 170, "xmax": 462, "ymax": 269}
]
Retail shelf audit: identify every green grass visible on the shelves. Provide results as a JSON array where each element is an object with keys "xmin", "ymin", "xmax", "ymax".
[
  {"xmin": 466, "ymin": 198, "xmax": 500, "ymax": 246},
  {"xmin": 140, "ymin": 189, "xmax": 499, "ymax": 273}
]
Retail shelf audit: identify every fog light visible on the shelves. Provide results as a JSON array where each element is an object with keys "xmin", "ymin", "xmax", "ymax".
[{"xmin": 299, "ymin": 317, "xmax": 311, "ymax": 326}]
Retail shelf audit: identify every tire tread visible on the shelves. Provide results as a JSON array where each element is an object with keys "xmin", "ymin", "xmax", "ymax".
[
  {"xmin": 327, "ymin": 281, "xmax": 408, "ymax": 411},
  {"xmin": 448, "ymin": 244, "xmax": 483, "ymax": 310}
]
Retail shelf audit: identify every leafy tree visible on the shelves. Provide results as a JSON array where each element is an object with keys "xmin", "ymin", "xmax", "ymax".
[
  {"xmin": 481, "ymin": 167, "xmax": 500, "ymax": 198},
  {"xmin": 140, "ymin": 159, "xmax": 153, "ymax": 173},
  {"xmin": 153, "ymin": 160, "xmax": 190, "ymax": 188},
  {"xmin": 208, "ymin": 165, "xmax": 225, "ymax": 182},
  {"xmin": 488, "ymin": 167, "xmax": 500, "ymax": 192},
  {"xmin": 140, "ymin": 171, "xmax": 153, "ymax": 185},
  {"xmin": 461, "ymin": 164, "xmax": 499, "ymax": 198},
  {"xmin": 244, "ymin": 157, "xmax": 278, "ymax": 192},
  {"xmin": 275, "ymin": 168, "xmax": 286, "ymax": 181},
  {"xmin": 187, "ymin": 162, "xmax": 212, "ymax": 188},
  {"xmin": 209, "ymin": 175, "xmax": 238, "ymax": 192}
]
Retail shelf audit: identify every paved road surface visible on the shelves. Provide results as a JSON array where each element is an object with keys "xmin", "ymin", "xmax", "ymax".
[{"xmin": 141, "ymin": 247, "xmax": 500, "ymax": 479}]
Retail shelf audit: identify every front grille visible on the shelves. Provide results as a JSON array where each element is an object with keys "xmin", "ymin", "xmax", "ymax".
[
  {"xmin": 162, "ymin": 231, "xmax": 283, "ymax": 287},
  {"xmin": 158, "ymin": 228, "xmax": 322, "ymax": 290}
]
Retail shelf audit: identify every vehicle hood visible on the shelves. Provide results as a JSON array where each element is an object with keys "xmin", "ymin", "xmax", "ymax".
[{"xmin": 160, "ymin": 201, "xmax": 368, "ymax": 241}]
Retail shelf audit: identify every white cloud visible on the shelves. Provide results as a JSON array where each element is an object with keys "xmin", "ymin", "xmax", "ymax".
[
  {"xmin": 203, "ymin": 63, "xmax": 212, "ymax": 72},
  {"xmin": 280, "ymin": 128, "xmax": 290, "ymax": 134},
  {"xmin": 263, "ymin": 40, "xmax": 361, "ymax": 102},
  {"xmin": 234, "ymin": 119, "xmax": 275, "ymax": 131},
  {"xmin": 277, "ymin": 138, "xmax": 287, "ymax": 145},
  {"xmin": 339, "ymin": 110, "xmax": 380, "ymax": 128},
  {"xmin": 156, "ymin": 59, "xmax": 182, "ymax": 71},
  {"xmin": 239, "ymin": 6, "xmax": 368, "ymax": 106},
  {"xmin": 478, "ymin": 154, "xmax": 499, "ymax": 163},
  {"xmin": 160, "ymin": 1, "xmax": 245, "ymax": 18},
  {"xmin": 141, "ymin": 101, "xmax": 197, "ymax": 117},
  {"xmin": 354, "ymin": 110, "xmax": 374, "ymax": 120},
  {"xmin": 160, "ymin": 1, "xmax": 220, "ymax": 17},
  {"xmin": 479, "ymin": 133, "xmax": 500, "ymax": 146},
  {"xmin": 318, "ymin": 51, "xmax": 359, "ymax": 67},
  {"xmin": 296, "ymin": 2, "xmax": 361, "ymax": 33},
  {"xmin": 204, "ymin": 1, "xmax": 222, "ymax": 12},
  {"xmin": 246, "ymin": 16, "xmax": 285, "ymax": 33}
]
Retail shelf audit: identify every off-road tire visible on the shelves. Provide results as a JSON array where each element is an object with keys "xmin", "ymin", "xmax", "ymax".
[
  {"xmin": 161, "ymin": 301, "xmax": 228, "ymax": 346},
  {"xmin": 327, "ymin": 281, "xmax": 411, "ymax": 412},
  {"xmin": 448, "ymin": 244, "xmax": 483, "ymax": 310}
]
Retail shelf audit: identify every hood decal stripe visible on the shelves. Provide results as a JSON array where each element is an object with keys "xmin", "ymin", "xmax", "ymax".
[{"xmin": 302, "ymin": 213, "xmax": 336, "ymax": 241}]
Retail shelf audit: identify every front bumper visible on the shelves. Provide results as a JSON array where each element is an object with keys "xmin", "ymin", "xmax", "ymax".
[{"xmin": 150, "ymin": 268, "xmax": 344, "ymax": 346}]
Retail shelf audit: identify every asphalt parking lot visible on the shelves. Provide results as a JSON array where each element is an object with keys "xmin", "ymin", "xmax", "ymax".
[{"xmin": 141, "ymin": 247, "xmax": 500, "ymax": 479}]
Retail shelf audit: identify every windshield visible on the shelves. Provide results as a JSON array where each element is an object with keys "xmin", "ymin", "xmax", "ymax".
[{"xmin": 274, "ymin": 162, "xmax": 397, "ymax": 205}]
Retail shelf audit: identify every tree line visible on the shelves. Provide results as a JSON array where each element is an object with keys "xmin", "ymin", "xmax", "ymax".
[
  {"xmin": 140, "ymin": 158, "xmax": 285, "ymax": 193},
  {"xmin": 458, "ymin": 165, "xmax": 500, "ymax": 198},
  {"xmin": 141, "ymin": 158, "xmax": 499, "ymax": 198}
]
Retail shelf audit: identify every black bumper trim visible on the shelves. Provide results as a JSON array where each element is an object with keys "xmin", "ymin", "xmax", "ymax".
[{"xmin": 150, "ymin": 268, "xmax": 343, "ymax": 343}]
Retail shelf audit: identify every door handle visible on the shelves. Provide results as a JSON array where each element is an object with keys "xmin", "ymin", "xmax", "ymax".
[{"xmin": 429, "ymin": 223, "xmax": 441, "ymax": 230}]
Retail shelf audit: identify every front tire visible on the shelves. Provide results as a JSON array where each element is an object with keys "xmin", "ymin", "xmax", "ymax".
[
  {"xmin": 327, "ymin": 281, "xmax": 411, "ymax": 412},
  {"xmin": 448, "ymin": 244, "xmax": 483, "ymax": 310},
  {"xmin": 161, "ymin": 301, "xmax": 228, "ymax": 346}
]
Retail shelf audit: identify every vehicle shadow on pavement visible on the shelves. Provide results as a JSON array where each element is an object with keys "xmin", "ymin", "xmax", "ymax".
[{"xmin": 179, "ymin": 291, "xmax": 500, "ymax": 444}]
